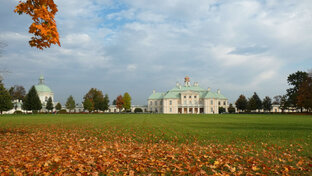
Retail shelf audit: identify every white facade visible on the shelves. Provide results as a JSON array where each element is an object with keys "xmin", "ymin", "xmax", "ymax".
[{"xmin": 148, "ymin": 76, "xmax": 229, "ymax": 114}]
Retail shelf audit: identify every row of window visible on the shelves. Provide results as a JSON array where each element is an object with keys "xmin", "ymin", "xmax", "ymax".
[
  {"xmin": 150, "ymin": 100, "xmax": 227, "ymax": 106},
  {"xmin": 183, "ymin": 95, "xmax": 197, "ymax": 99},
  {"xmin": 150, "ymin": 101, "xmax": 163, "ymax": 106}
]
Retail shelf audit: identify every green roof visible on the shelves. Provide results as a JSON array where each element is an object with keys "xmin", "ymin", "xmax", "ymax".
[
  {"xmin": 163, "ymin": 92, "xmax": 180, "ymax": 99},
  {"xmin": 35, "ymin": 84, "xmax": 52, "ymax": 93},
  {"xmin": 148, "ymin": 92, "xmax": 164, "ymax": 100},
  {"xmin": 204, "ymin": 91, "xmax": 218, "ymax": 99},
  {"xmin": 148, "ymin": 84, "xmax": 228, "ymax": 100}
]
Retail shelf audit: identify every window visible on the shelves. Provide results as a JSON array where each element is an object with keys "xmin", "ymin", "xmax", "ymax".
[
  {"xmin": 169, "ymin": 100, "xmax": 172, "ymax": 105},
  {"xmin": 223, "ymin": 101, "xmax": 226, "ymax": 105},
  {"xmin": 155, "ymin": 101, "xmax": 158, "ymax": 106},
  {"xmin": 194, "ymin": 96, "xmax": 197, "ymax": 98},
  {"xmin": 189, "ymin": 101, "xmax": 192, "ymax": 104},
  {"xmin": 184, "ymin": 100, "xmax": 187, "ymax": 105},
  {"xmin": 211, "ymin": 108, "xmax": 213, "ymax": 113},
  {"xmin": 160, "ymin": 101, "xmax": 163, "ymax": 105},
  {"xmin": 211, "ymin": 100, "xmax": 213, "ymax": 105},
  {"xmin": 184, "ymin": 96, "xmax": 186, "ymax": 98},
  {"xmin": 218, "ymin": 101, "xmax": 221, "ymax": 105},
  {"xmin": 150, "ymin": 101, "xmax": 153, "ymax": 105},
  {"xmin": 189, "ymin": 96, "xmax": 192, "ymax": 98},
  {"xmin": 194, "ymin": 100, "xmax": 197, "ymax": 104},
  {"xmin": 170, "ymin": 108, "xmax": 172, "ymax": 112}
]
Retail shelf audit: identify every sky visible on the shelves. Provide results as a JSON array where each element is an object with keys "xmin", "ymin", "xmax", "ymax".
[{"xmin": 0, "ymin": 0, "xmax": 312, "ymax": 105}]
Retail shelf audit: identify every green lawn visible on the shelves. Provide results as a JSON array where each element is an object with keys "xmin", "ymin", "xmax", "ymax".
[
  {"xmin": 1, "ymin": 114, "xmax": 311, "ymax": 175},
  {"xmin": 1, "ymin": 113, "xmax": 311, "ymax": 146}
]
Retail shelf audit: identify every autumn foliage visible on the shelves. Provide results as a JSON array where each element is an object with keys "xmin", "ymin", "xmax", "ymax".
[
  {"xmin": 0, "ymin": 126, "xmax": 311, "ymax": 175},
  {"xmin": 14, "ymin": 0, "xmax": 60, "ymax": 50}
]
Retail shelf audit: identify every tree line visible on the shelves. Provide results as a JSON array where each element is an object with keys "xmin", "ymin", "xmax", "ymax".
[
  {"xmin": 235, "ymin": 70, "xmax": 312, "ymax": 113},
  {"xmin": 0, "ymin": 79, "xmax": 132, "ymax": 113}
]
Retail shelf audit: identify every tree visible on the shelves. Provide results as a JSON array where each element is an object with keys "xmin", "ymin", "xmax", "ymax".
[
  {"xmin": 9, "ymin": 85, "xmax": 26, "ymax": 101},
  {"xmin": 55, "ymin": 102, "xmax": 62, "ymax": 111},
  {"xmin": 228, "ymin": 104, "xmax": 236, "ymax": 113},
  {"xmin": 297, "ymin": 77, "xmax": 312, "ymax": 112},
  {"xmin": 112, "ymin": 99, "xmax": 116, "ymax": 105},
  {"xmin": 123, "ymin": 92, "xmax": 131, "ymax": 111},
  {"xmin": 0, "ymin": 83, "xmax": 13, "ymax": 114},
  {"xmin": 23, "ymin": 86, "xmax": 42, "ymax": 113},
  {"xmin": 286, "ymin": 71, "xmax": 308, "ymax": 111},
  {"xmin": 83, "ymin": 88, "xmax": 106, "ymax": 112},
  {"xmin": 280, "ymin": 95, "xmax": 289, "ymax": 113},
  {"xmin": 218, "ymin": 107, "xmax": 226, "ymax": 114},
  {"xmin": 235, "ymin": 94, "xmax": 248, "ymax": 112},
  {"xmin": 83, "ymin": 98, "xmax": 94, "ymax": 113},
  {"xmin": 262, "ymin": 96, "xmax": 272, "ymax": 112},
  {"xmin": 116, "ymin": 95, "xmax": 124, "ymax": 112},
  {"xmin": 273, "ymin": 95, "xmax": 282, "ymax": 105},
  {"xmin": 247, "ymin": 92, "xmax": 262, "ymax": 112},
  {"xmin": 65, "ymin": 95, "xmax": 76, "ymax": 113},
  {"xmin": 98, "ymin": 94, "xmax": 109, "ymax": 112},
  {"xmin": 46, "ymin": 97, "xmax": 53, "ymax": 112},
  {"xmin": 14, "ymin": 0, "xmax": 60, "ymax": 50}
]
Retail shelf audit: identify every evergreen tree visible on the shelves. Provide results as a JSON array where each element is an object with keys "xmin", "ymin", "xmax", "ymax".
[
  {"xmin": 99, "ymin": 94, "xmax": 109, "ymax": 111},
  {"xmin": 0, "ymin": 83, "xmax": 13, "ymax": 114},
  {"xmin": 123, "ymin": 92, "xmax": 131, "ymax": 111},
  {"xmin": 235, "ymin": 94, "xmax": 248, "ymax": 112},
  {"xmin": 83, "ymin": 98, "xmax": 94, "ymax": 113},
  {"xmin": 46, "ymin": 97, "xmax": 53, "ymax": 112},
  {"xmin": 228, "ymin": 103, "xmax": 236, "ymax": 113},
  {"xmin": 247, "ymin": 92, "xmax": 262, "ymax": 112},
  {"xmin": 112, "ymin": 99, "xmax": 116, "ymax": 105},
  {"xmin": 262, "ymin": 96, "xmax": 272, "ymax": 112},
  {"xmin": 65, "ymin": 95, "xmax": 76, "ymax": 113},
  {"xmin": 55, "ymin": 102, "xmax": 62, "ymax": 111},
  {"xmin": 23, "ymin": 86, "xmax": 42, "ymax": 113}
]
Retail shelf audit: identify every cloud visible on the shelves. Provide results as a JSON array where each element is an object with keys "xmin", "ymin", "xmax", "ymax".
[
  {"xmin": 1, "ymin": 0, "xmax": 312, "ymax": 104},
  {"xmin": 127, "ymin": 64, "xmax": 137, "ymax": 71}
]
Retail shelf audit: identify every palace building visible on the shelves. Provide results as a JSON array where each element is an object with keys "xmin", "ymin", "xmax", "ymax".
[{"xmin": 148, "ymin": 76, "xmax": 229, "ymax": 114}]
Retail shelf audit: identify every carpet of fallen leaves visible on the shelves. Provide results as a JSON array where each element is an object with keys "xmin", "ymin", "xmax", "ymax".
[{"xmin": 0, "ymin": 126, "xmax": 311, "ymax": 175}]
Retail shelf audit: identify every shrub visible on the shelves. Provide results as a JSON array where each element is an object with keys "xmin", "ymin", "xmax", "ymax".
[
  {"xmin": 134, "ymin": 108, "xmax": 143, "ymax": 113},
  {"xmin": 58, "ymin": 109, "xmax": 67, "ymax": 114},
  {"xmin": 219, "ymin": 107, "xmax": 226, "ymax": 114},
  {"xmin": 14, "ymin": 110, "xmax": 23, "ymax": 114}
]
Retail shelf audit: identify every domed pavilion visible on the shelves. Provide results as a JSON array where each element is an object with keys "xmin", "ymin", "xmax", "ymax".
[{"xmin": 34, "ymin": 75, "xmax": 54, "ymax": 106}]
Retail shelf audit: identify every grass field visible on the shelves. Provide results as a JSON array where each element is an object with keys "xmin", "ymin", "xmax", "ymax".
[{"xmin": 0, "ymin": 114, "xmax": 311, "ymax": 175}]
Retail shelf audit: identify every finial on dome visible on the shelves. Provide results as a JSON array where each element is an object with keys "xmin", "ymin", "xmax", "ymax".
[{"xmin": 39, "ymin": 75, "xmax": 44, "ymax": 84}]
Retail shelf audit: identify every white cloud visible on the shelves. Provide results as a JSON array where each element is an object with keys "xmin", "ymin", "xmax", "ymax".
[
  {"xmin": 127, "ymin": 64, "xmax": 137, "ymax": 71},
  {"xmin": 1, "ymin": 0, "xmax": 312, "ymax": 104}
]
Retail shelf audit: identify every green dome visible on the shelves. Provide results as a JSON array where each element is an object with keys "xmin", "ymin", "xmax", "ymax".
[{"xmin": 35, "ymin": 84, "xmax": 52, "ymax": 93}]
